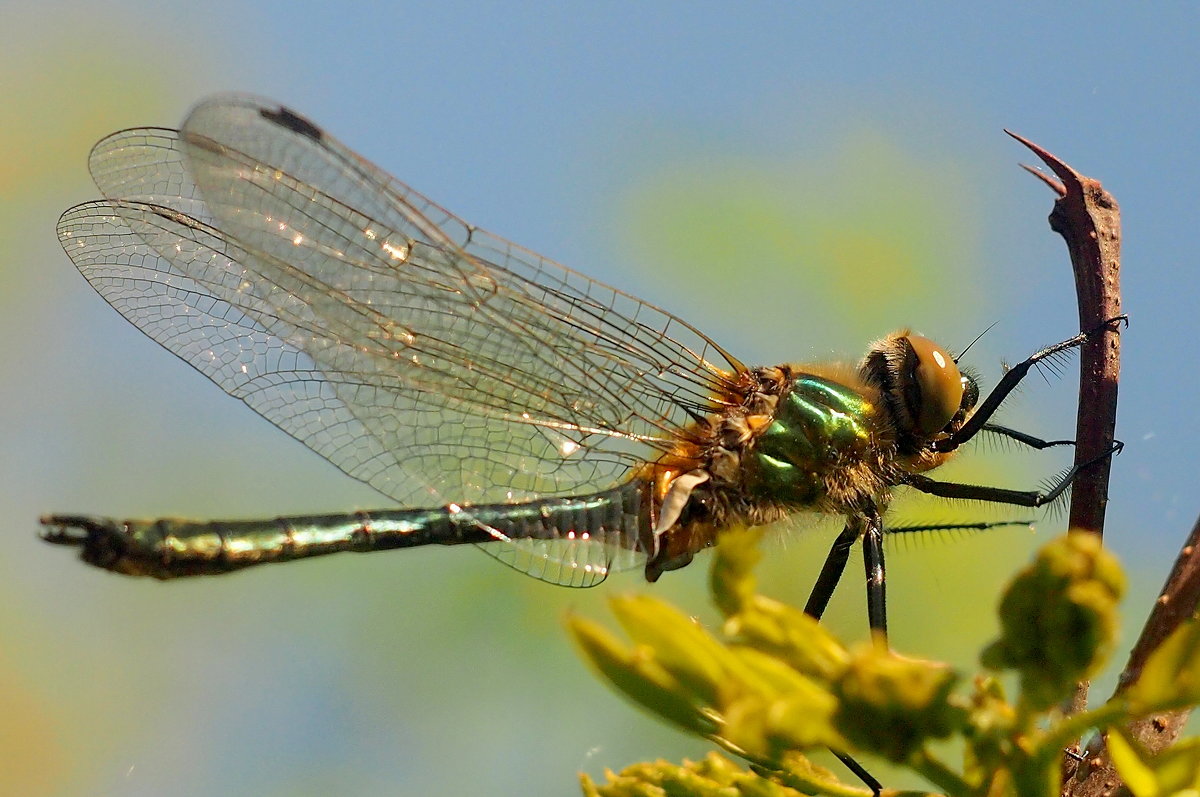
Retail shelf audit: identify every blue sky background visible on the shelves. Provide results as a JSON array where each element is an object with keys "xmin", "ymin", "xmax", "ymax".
[{"xmin": 3, "ymin": 3, "xmax": 1198, "ymax": 795}]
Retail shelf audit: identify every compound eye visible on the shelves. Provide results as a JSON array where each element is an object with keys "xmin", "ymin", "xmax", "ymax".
[{"xmin": 907, "ymin": 335, "xmax": 964, "ymax": 435}]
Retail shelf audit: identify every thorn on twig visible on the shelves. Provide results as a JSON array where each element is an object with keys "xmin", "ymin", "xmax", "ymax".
[
  {"xmin": 1018, "ymin": 162, "xmax": 1066, "ymax": 197},
  {"xmin": 1005, "ymin": 131, "xmax": 1122, "ymax": 540}
]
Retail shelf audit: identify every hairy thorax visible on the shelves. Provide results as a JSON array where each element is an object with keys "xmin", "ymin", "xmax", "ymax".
[{"xmin": 644, "ymin": 362, "xmax": 900, "ymax": 578}]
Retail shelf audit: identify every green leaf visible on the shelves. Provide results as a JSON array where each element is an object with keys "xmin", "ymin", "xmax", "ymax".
[
  {"xmin": 1108, "ymin": 729, "xmax": 1200, "ymax": 797},
  {"xmin": 772, "ymin": 750, "xmax": 874, "ymax": 797},
  {"xmin": 566, "ymin": 613, "xmax": 716, "ymax": 736},
  {"xmin": 724, "ymin": 596, "xmax": 849, "ymax": 683},
  {"xmin": 1127, "ymin": 620, "xmax": 1200, "ymax": 712},
  {"xmin": 720, "ymin": 678, "xmax": 841, "ymax": 758},
  {"xmin": 832, "ymin": 640, "xmax": 964, "ymax": 763},
  {"xmin": 609, "ymin": 594, "xmax": 739, "ymax": 706},
  {"xmin": 711, "ymin": 527, "xmax": 766, "ymax": 619},
  {"xmin": 981, "ymin": 532, "xmax": 1124, "ymax": 711},
  {"xmin": 580, "ymin": 751, "xmax": 829, "ymax": 797},
  {"xmin": 728, "ymin": 645, "xmax": 829, "ymax": 697},
  {"xmin": 568, "ymin": 530, "xmax": 1200, "ymax": 797},
  {"xmin": 1108, "ymin": 731, "xmax": 1161, "ymax": 797}
]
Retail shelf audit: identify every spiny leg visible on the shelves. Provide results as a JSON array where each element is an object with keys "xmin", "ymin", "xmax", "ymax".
[
  {"xmin": 804, "ymin": 507, "xmax": 888, "ymax": 637},
  {"xmin": 903, "ymin": 441, "xmax": 1122, "ymax": 508},
  {"xmin": 935, "ymin": 316, "xmax": 1126, "ymax": 453},
  {"xmin": 983, "ymin": 423, "xmax": 1074, "ymax": 451},
  {"xmin": 803, "ymin": 509, "xmax": 885, "ymax": 795},
  {"xmin": 802, "ymin": 512, "xmax": 1037, "ymax": 793},
  {"xmin": 888, "ymin": 520, "xmax": 1034, "ymax": 534},
  {"xmin": 804, "ymin": 514, "xmax": 1038, "ymax": 795},
  {"xmin": 834, "ymin": 753, "xmax": 883, "ymax": 795},
  {"xmin": 861, "ymin": 509, "xmax": 887, "ymax": 638},
  {"xmin": 804, "ymin": 523, "xmax": 858, "ymax": 621}
]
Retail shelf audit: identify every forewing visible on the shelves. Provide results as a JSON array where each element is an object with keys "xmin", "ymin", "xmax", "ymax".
[
  {"xmin": 175, "ymin": 96, "xmax": 743, "ymax": 447},
  {"xmin": 60, "ymin": 96, "xmax": 745, "ymax": 582}
]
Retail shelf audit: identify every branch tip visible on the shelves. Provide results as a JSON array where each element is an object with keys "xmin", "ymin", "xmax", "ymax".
[
  {"xmin": 1005, "ymin": 130, "xmax": 1083, "ymax": 190},
  {"xmin": 1019, "ymin": 163, "xmax": 1067, "ymax": 197}
]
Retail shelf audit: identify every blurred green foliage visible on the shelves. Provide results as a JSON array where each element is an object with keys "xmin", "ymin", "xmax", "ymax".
[
  {"xmin": 570, "ymin": 530, "xmax": 1200, "ymax": 797},
  {"xmin": 617, "ymin": 130, "xmax": 984, "ymax": 352}
]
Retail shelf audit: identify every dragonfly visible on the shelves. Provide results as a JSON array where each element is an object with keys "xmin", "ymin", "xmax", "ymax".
[{"xmin": 43, "ymin": 95, "xmax": 1112, "ymax": 639}]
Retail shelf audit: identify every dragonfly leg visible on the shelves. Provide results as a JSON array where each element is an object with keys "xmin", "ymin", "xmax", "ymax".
[
  {"xmin": 803, "ymin": 523, "xmax": 857, "ymax": 620},
  {"xmin": 862, "ymin": 509, "xmax": 887, "ymax": 639},
  {"xmin": 888, "ymin": 519, "xmax": 1034, "ymax": 535},
  {"xmin": 834, "ymin": 752, "xmax": 883, "ymax": 795},
  {"xmin": 983, "ymin": 423, "xmax": 1074, "ymax": 450},
  {"xmin": 903, "ymin": 441, "xmax": 1123, "ymax": 507},
  {"xmin": 803, "ymin": 508, "xmax": 886, "ymax": 795},
  {"xmin": 804, "ymin": 508, "xmax": 887, "ymax": 637},
  {"xmin": 935, "ymin": 315, "xmax": 1126, "ymax": 453}
]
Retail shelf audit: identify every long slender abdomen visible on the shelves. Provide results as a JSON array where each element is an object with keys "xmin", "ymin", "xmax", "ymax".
[{"xmin": 40, "ymin": 481, "xmax": 650, "ymax": 580}]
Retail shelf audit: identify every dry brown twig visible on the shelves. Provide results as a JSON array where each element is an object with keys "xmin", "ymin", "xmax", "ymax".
[
  {"xmin": 1007, "ymin": 133, "xmax": 1200, "ymax": 797},
  {"xmin": 1006, "ymin": 130, "xmax": 1123, "ymax": 539}
]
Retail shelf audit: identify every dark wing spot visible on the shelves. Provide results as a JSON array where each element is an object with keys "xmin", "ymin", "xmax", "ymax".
[{"xmin": 259, "ymin": 106, "xmax": 324, "ymax": 142}]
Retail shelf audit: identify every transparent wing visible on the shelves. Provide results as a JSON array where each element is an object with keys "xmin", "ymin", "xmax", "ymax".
[{"xmin": 58, "ymin": 95, "xmax": 746, "ymax": 584}]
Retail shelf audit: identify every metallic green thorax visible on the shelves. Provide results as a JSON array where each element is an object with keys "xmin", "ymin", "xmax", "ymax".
[{"xmin": 743, "ymin": 375, "xmax": 876, "ymax": 505}]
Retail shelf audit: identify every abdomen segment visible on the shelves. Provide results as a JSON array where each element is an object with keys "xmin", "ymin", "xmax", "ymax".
[{"xmin": 41, "ymin": 481, "xmax": 649, "ymax": 581}]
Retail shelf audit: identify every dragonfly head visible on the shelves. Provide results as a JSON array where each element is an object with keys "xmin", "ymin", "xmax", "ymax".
[{"xmin": 861, "ymin": 332, "xmax": 977, "ymax": 452}]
